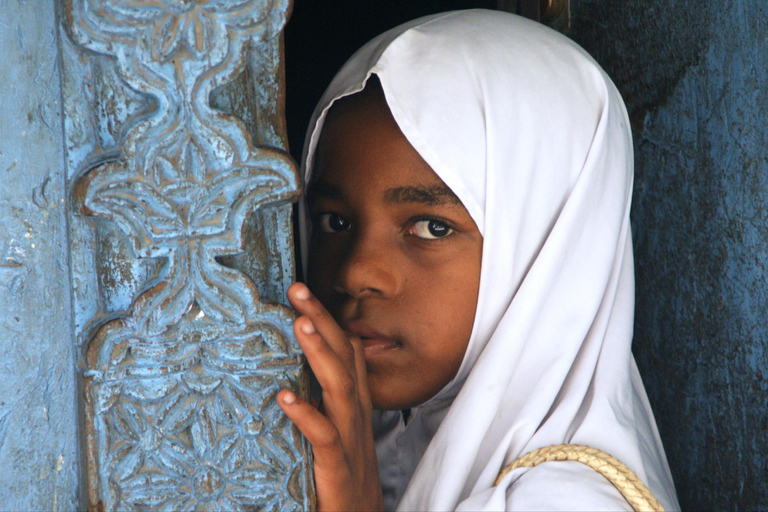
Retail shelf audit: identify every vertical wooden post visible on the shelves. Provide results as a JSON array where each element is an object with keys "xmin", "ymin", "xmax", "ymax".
[{"xmin": 60, "ymin": 0, "xmax": 313, "ymax": 509}]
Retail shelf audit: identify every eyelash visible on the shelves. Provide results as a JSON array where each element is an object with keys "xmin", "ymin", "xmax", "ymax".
[
  {"xmin": 316, "ymin": 212, "xmax": 351, "ymax": 234},
  {"xmin": 406, "ymin": 217, "xmax": 456, "ymax": 241},
  {"xmin": 313, "ymin": 212, "xmax": 457, "ymax": 241}
]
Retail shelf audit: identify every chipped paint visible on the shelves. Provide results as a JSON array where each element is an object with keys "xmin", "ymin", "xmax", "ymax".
[
  {"xmin": 59, "ymin": 0, "xmax": 308, "ymax": 508},
  {"xmin": 0, "ymin": 0, "xmax": 79, "ymax": 508},
  {"xmin": 0, "ymin": 411, "xmax": 10, "ymax": 453}
]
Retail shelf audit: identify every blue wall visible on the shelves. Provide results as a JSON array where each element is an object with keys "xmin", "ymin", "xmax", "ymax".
[{"xmin": 571, "ymin": 1, "xmax": 768, "ymax": 508}]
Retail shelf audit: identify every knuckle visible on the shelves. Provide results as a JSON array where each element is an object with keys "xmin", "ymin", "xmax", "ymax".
[
  {"xmin": 338, "ymin": 341, "xmax": 355, "ymax": 363},
  {"xmin": 335, "ymin": 373, "xmax": 357, "ymax": 400},
  {"xmin": 317, "ymin": 424, "xmax": 341, "ymax": 448}
]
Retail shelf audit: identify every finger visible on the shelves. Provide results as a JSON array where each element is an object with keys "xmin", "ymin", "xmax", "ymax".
[
  {"xmin": 288, "ymin": 283, "xmax": 356, "ymax": 368},
  {"xmin": 294, "ymin": 316, "xmax": 352, "ymax": 392},
  {"xmin": 294, "ymin": 316, "xmax": 359, "ymax": 423},
  {"xmin": 277, "ymin": 389, "xmax": 348, "ymax": 472},
  {"xmin": 348, "ymin": 334, "xmax": 373, "ymax": 414}
]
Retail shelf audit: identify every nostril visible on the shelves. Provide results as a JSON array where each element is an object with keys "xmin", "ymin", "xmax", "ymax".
[{"xmin": 333, "ymin": 282, "xmax": 374, "ymax": 300}]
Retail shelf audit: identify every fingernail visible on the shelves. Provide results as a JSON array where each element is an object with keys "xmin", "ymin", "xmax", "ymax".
[
  {"xmin": 282, "ymin": 391, "xmax": 296, "ymax": 404},
  {"xmin": 300, "ymin": 320, "xmax": 315, "ymax": 334},
  {"xmin": 294, "ymin": 285, "xmax": 310, "ymax": 300}
]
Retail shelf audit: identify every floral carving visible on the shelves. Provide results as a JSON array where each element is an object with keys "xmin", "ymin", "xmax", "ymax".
[
  {"xmin": 98, "ymin": 374, "xmax": 306, "ymax": 510},
  {"xmin": 64, "ymin": 0, "xmax": 311, "ymax": 509}
]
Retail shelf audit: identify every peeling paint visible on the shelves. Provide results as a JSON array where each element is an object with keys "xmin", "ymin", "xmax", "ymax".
[
  {"xmin": 0, "ymin": 411, "xmax": 10, "ymax": 453},
  {"xmin": 58, "ymin": 0, "xmax": 307, "ymax": 508},
  {"xmin": 31, "ymin": 176, "xmax": 51, "ymax": 209},
  {"xmin": 0, "ymin": 0, "xmax": 79, "ymax": 508},
  {"xmin": 16, "ymin": 25, "xmax": 24, "ymax": 50}
]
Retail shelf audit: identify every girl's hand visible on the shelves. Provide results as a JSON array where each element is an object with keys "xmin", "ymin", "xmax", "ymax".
[{"xmin": 278, "ymin": 282, "xmax": 384, "ymax": 512}]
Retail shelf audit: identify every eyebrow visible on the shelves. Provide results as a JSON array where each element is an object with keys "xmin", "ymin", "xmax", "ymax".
[
  {"xmin": 306, "ymin": 179, "xmax": 462, "ymax": 206},
  {"xmin": 383, "ymin": 184, "xmax": 461, "ymax": 206}
]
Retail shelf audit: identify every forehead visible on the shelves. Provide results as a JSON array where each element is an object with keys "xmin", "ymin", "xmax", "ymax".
[{"xmin": 310, "ymin": 88, "xmax": 459, "ymax": 205}]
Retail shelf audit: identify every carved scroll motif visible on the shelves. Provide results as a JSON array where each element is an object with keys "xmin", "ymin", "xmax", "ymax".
[{"xmin": 62, "ymin": 1, "xmax": 313, "ymax": 509}]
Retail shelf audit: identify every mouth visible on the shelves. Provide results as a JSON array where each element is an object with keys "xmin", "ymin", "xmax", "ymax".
[
  {"xmin": 344, "ymin": 320, "xmax": 402, "ymax": 357},
  {"xmin": 360, "ymin": 337, "xmax": 401, "ymax": 355}
]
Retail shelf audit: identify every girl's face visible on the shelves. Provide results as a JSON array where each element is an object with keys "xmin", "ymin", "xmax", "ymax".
[{"xmin": 306, "ymin": 89, "xmax": 483, "ymax": 410}]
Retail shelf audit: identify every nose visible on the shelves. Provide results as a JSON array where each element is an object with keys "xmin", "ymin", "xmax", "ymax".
[{"xmin": 334, "ymin": 231, "xmax": 400, "ymax": 299}]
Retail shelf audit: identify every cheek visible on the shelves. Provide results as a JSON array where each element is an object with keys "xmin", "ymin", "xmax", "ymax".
[
  {"xmin": 431, "ymin": 252, "xmax": 482, "ymax": 316},
  {"xmin": 411, "ymin": 270, "xmax": 479, "ymax": 358},
  {"xmin": 435, "ymin": 251, "xmax": 482, "ymax": 357}
]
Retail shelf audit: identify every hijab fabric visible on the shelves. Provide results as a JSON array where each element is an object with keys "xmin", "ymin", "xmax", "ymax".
[{"xmin": 300, "ymin": 10, "xmax": 679, "ymax": 511}]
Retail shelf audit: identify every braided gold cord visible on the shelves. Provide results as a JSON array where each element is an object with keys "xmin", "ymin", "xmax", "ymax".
[{"xmin": 494, "ymin": 444, "xmax": 665, "ymax": 512}]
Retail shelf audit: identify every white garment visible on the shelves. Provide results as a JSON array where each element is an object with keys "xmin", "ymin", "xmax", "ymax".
[{"xmin": 299, "ymin": 9, "xmax": 679, "ymax": 511}]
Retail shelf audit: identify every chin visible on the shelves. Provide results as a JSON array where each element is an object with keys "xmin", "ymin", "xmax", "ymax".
[
  {"xmin": 369, "ymin": 392, "xmax": 402, "ymax": 411},
  {"xmin": 369, "ymin": 387, "xmax": 430, "ymax": 411}
]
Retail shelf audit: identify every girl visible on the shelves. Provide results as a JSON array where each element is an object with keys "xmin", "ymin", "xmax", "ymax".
[{"xmin": 278, "ymin": 9, "xmax": 679, "ymax": 511}]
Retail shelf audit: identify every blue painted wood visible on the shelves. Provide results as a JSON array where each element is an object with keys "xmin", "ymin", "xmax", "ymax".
[
  {"xmin": 59, "ymin": 0, "xmax": 312, "ymax": 509},
  {"xmin": 0, "ymin": 1, "xmax": 80, "ymax": 509},
  {"xmin": 570, "ymin": 1, "xmax": 768, "ymax": 508},
  {"xmin": 1, "ymin": 0, "xmax": 312, "ymax": 509}
]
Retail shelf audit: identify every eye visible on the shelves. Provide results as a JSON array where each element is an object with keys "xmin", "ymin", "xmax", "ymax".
[
  {"xmin": 408, "ymin": 219, "xmax": 454, "ymax": 240},
  {"xmin": 317, "ymin": 212, "xmax": 351, "ymax": 233}
]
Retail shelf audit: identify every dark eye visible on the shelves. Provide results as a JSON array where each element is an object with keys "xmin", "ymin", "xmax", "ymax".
[
  {"xmin": 409, "ymin": 219, "xmax": 454, "ymax": 240},
  {"xmin": 317, "ymin": 213, "xmax": 351, "ymax": 233}
]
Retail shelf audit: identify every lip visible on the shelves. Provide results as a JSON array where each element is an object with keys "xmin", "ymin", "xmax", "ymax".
[{"xmin": 344, "ymin": 320, "xmax": 402, "ymax": 356}]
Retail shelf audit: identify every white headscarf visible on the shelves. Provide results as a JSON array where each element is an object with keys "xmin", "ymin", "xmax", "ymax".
[{"xmin": 299, "ymin": 9, "xmax": 679, "ymax": 511}]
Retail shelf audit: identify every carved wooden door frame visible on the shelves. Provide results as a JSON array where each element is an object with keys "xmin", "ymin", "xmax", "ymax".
[{"xmin": 59, "ymin": 1, "xmax": 313, "ymax": 509}]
